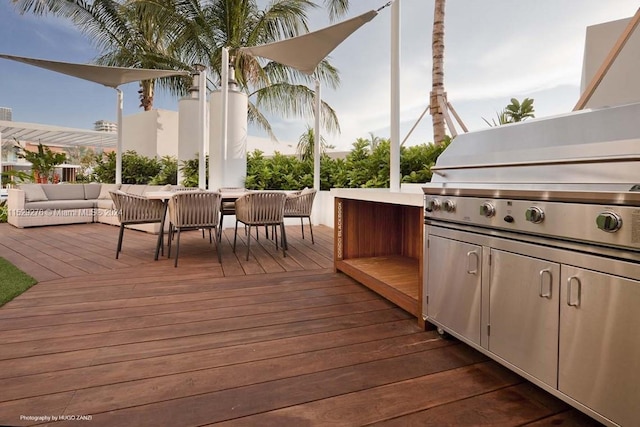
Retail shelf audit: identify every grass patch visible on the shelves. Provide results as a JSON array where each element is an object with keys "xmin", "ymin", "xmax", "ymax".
[{"xmin": 0, "ymin": 257, "xmax": 37, "ymax": 306}]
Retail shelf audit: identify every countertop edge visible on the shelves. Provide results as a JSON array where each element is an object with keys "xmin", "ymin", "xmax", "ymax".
[{"xmin": 330, "ymin": 188, "xmax": 424, "ymax": 207}]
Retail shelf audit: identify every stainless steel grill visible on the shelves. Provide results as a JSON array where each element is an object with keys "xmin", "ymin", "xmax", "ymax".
[{"xmin": 422, "ymin": 102, "xmax": 640, "ymax": 427}]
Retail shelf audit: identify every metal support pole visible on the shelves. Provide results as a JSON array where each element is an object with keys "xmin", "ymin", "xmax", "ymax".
[
  {"xmin": 197, "ymin": 66, "xmax": 207, "ymax": 189},
  {"xmin": 314, "ymin": 79, "xmax": 321, "ymax": 191},
  {"xmin": 389, "ymin": 0, "xmax": 401, "ymax": 191},
  {"xmin": 116, "ymin": 88, "xmax": 123, "ymax": 185}
]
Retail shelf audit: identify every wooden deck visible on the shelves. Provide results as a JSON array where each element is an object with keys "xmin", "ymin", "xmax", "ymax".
[{"xmin": 0, "ymin": 222, "xmax": 602, "ymax": 426}]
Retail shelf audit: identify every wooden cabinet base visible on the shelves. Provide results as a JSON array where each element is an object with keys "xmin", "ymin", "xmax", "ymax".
[{"xmin": 336, "ymin": 255, "xmax": 419, "ymax": 317}]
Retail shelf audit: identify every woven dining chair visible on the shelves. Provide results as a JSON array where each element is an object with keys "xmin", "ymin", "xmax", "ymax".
[
  {"xmin": 109, "ymin": 191, "xmax": 166, "ymax": 259},
  {"xmin": 167, "ymin": 191, "xmax": 222, "ymax": 267},
  {"xmin": 173, "ymin": 186, "xmax": 207, "ymax": 238},
  {"xmin": 233, "ymin": 192, "xmax": 287, "ymax": 261},
  {"xmin": 284, "ymin": 188, "xmax": 317, "ymax": 244}
]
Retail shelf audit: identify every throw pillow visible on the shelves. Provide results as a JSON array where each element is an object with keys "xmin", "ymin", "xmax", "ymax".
[
  {"xmin": 301, "ymin": 187, "xmax": 315, "ymax": 195},
  {"xmin": 98, "ymin": 183, "xmax": 121, "ymax": 199},
  {"xmin": 20, "ymin": 184, "xmax": 48, "ymax": 202}
]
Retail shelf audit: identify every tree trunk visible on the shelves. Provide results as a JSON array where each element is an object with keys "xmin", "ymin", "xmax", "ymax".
[
  {"xmin": 431, "ymin": 0, "xmax": 446, "ymax": 145},
  {"xmin": 139, "ymin": 80, "xmax": 155, "ymax": 111}
]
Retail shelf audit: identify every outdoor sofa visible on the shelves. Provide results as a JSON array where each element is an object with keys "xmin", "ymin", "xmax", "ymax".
[{"xmin": 7, "ymin": 183, "xmax": 172, "ymax": 233}]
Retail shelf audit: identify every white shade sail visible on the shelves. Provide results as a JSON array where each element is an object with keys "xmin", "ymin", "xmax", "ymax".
[
  {"xmin": 0, "ymin": 54, "xmax": 189, "ymax": 88},
  {"xmin": 0, "ymin": 53, "xmax": 190, "ymax": 184},
  {"xmin": 240, "ymin": 9, "xmax": 378, "ymax": 75}
]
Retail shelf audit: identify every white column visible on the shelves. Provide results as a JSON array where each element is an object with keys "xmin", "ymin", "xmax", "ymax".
[
  {"xmin": 210, "ymin": 48, "xmax": 229, "ymax": 191},
  {"xmin": 389, "ymin": 0, "xmax": 401, "ymax": 191},
  {"xmin": 210, "ymin": 89, "xmax": 248, "ymax": 189},
  {"xmin": 178, "ymin": 97, "xmax": 201, "ymax": 186}
]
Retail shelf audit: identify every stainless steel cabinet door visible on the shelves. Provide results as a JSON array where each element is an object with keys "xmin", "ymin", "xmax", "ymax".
[
  {"xmin": 489, "ymin": 249, "xmax": 560, "ymax": 387},
  {"xmin": 427, "ymin": 235, "xmax": 482, "ymax": 345},
  {"xmin": 560, "ymin": 266, "xmax": 640, "ymax": 427}
]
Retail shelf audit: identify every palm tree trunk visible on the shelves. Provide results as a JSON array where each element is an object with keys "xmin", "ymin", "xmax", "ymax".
[
  {"xmin": 139, "ymin": 80, "xmax": 155, "ymax": 111},
  {"xmin": 431, "ymin": 0, "xmax": 446, "ymax": 145}
]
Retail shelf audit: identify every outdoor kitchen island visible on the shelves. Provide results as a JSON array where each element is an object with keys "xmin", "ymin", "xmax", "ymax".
[{"xmin": 331, "ymin": 188, "xmax": 424, "ymax": 325}]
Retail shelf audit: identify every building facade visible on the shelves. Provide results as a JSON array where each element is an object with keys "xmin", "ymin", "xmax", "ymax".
[
  {"xmin": 0, "ymin": 107, "xmax": 12, "ymax": 121},
  {"xmin": 94, "ymin": 120, "xmax": 117, "ymax": 132}
]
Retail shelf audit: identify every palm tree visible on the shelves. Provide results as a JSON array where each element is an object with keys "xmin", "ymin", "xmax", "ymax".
[
  {"xmin": 368, "ymin": 132, "xmax": 382, "ymax": 151},
  {"xmin": 482, "ymin": 98, "xmax": 535, "ymax": 127},
  {"xmin": 504, "ymin": 97, "xmax": 535, "ymax": 122},
  {"xmin": 12, "ymin": 0, "xmax": 349, "ymax": 138},
  {"xmin": 430, "ymin": 0, "xmax": 446, "ymax": 146},
  {"xmin": 296, "ymin": 126, "xmax": 333, "ymax": 161},
  {"xmin": 12, "ymin": 0, "xmax": 191, "ymax": 110},
  {"xmin": 165, "ymin": 0, "xmax": 344, "ymax": 139}
]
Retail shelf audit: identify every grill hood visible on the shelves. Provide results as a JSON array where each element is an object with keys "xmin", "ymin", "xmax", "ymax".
[{"xmin": 429, "ymin": 102, "xmax": 640, "ymax": 189}]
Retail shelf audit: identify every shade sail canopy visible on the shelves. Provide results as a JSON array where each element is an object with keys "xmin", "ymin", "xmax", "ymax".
[
  {"xmin": 0, "ymin": 54, "xmax": 191, "ymax": 184},
  {"xmin": 240, "ymin": 9, "xmax": 378, "ymax": 75},
  {"xmin": 0, "ymin": 120, "xmax": 116, "ymax": 148},
  {"xmin": 0, "ymin": 54, "xmax": 190, "ymax": 88}
]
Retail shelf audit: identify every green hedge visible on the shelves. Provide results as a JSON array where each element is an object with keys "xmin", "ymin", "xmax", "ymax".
[{"xmin": 88, "ymin": 138, "xmax": 450, "ymax": 190}]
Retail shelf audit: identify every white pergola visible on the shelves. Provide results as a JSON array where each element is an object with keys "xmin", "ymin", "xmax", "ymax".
[
  {"xmin": 0, "ymin": 120, "xmax": 118, "ymax": 189},
  {"xmin": 0, "ymin": 120, "xmax": 117, "ymax": 148}
]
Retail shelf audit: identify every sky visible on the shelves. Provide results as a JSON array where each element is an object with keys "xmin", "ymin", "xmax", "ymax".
[{"xmin": 1, "ymin": 0, "xmax": 639, "ymax": 151}]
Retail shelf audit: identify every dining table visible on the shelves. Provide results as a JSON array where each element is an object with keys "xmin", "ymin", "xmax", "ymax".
[
  {"xmin": 145, "ymin": 189, "xmax": 294, "ymax": 261},
  {"xmin": 145, "ymin": 189, "xmax": 250, "ymax": 261}
]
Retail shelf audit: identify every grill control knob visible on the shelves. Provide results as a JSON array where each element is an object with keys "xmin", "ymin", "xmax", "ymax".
[
  {"xmin": 443, "ymin": 199, "xmax": 456, "ymax": 213},
  {"xmin": 596, "ymin": 211, "xmax": 622, "ymax": 232},
  {"xmin": 479, "ymin": 202, "xmax": 495, "ymax": 217},
  {"xmin": 426, "ymin": 198, "xmax": 441, "ymax": 212},
  {"xmin": 525, "ymin": 206, "xmax": 545, "ymax": 224}
]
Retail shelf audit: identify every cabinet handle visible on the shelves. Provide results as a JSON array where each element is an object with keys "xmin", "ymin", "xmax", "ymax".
[
  {"xmin": 567, "ymin": 276, "xmax": 582, "ymax": 307},
  {"xmin": 466, "ymin": 250, "xmax": 479, "ymax": 275},
  {"xmin": 539, "ymin": 268, "xmax": 552, "ymax": 298}
]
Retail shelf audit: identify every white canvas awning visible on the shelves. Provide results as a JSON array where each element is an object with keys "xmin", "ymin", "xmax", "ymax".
[
  {"xmin": 0, "ymin": 54, "xmax": 190, "ymax": 184},
  {"xmin": 0, "ymin": 54, "xmax": 188, "ymax": 88},
  {"xmin": 240, "ymin": 9, "xmax": 378, "ymax": 75},
  {"xmin": 239, "ymin": 8, "xmax": 382, "ymax": 190}
]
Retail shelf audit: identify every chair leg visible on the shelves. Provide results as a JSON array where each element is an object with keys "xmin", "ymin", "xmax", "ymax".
[
  {"xmin": 308, "ymin": 217, "xmax": 314, "ymax": 244},
  {"xmin": 208, "ymin": 229, "xmax": 213, "ymax": 244},
  {"xmin": 246, "ymin": 225, "xmax": 252, "ymax": 261},
  {"xmin": 301, "ymin": 217, "xmax": 305, "ymax": 239},
  {"xmin": 273, "ymin": 226, "xmax": 278, "ymax": 250},
  {"xmin": 174, "ymin": 228, "xmax": 181, "ymax": 267},
  {"xmin": 233, "ymin": 220, "xmax": 239, "ymax": 253},
  {"xmin": 116, "ymin": 224, "xmax": 125, "ymax": 259},
  {"xmin": 280, "ymin": 223, "xmax": 287, "ymax": 257},
  {"xmin": 167, "ymin": 223, "xmax": 173, "ymax": 258},
  {"xmin": 214, "ymin": 227, "xmax": 222, "ymax": 263}
]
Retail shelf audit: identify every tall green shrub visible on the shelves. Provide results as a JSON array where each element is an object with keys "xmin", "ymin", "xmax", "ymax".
[
  {"xmin": 181, "ymin": 138, "xmax": 450, "ymax": 191},
  {"xmin": 91, "ymin": 151, "xmax": 177, "ymax": 184}
]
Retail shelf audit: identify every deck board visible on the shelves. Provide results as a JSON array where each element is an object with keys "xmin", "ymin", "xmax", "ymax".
[{"xmin": 0, "ymin": 222, "xmax": 601, "ymax": 427}]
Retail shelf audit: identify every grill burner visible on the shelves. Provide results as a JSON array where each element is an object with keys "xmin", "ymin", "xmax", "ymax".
[{"xmin": 424, "ymin": 186, "xmax": 640, "ymax": 255}]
